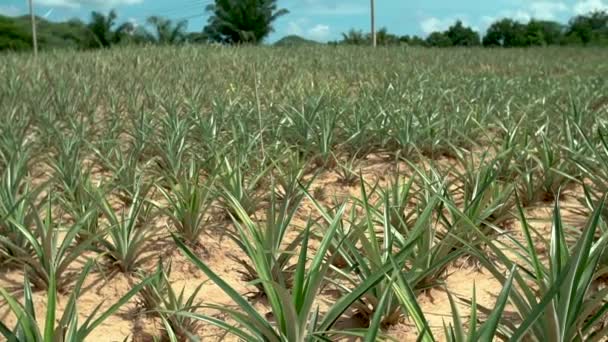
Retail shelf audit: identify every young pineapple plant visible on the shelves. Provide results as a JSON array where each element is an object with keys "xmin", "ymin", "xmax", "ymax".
[
  {"xmin": 310, "ymin": 195, "xmax": 360, "ymax": 270},
  {"xmin": 189, "ymin": 103, "xmax": 226, "ymax": 165},
  {"xmin": 223, "ymin": 185, "xmax": 308, "ymax": 296},
  {"xmin": 443, "ymin": 270, "xmax": 517, "ymax": 342},
  {"xmin": 57, "ymin": 174, "xmax": 103, "ymax": 243},
  {"xmin": 48, "ymin": 132, "xmax": 91, "ymax": 210},
  {"xmin": 157, "ymin": 160, "xmax": 215, "ymax": 251},
  {"xmin": 573, "ymin": 125, "xmax": 608, "ymax": 221},
  {"xmin": 173, "ymin": 206, "xmax": 414, "ymax": 342},
  {"xmin": 389, "ymin": 177, "xmax": 465, "ymax": 293},
  {"xmin": 0, "ymin": 148, "xmax": 41, "ymax": 266},
  {"xmin": 90, "ymin": 111, "xmax": 123, "ymax": 171},
  {"xmin": 324, "ymin": 180, "xmax": 455, "ymax": 327},
  {"xmin": 279, "ymin": 95, "xmax": 338, "ymax": 168},
  {"xmin": 137, "ymin": 260, "xmax": 204, "ymax": 340},
  {"xmin": 216, "ymin": 155, "xmax": 268, "ymax": 219},
  {"xmin": 94, "ymin": 110, "xmax": 154, "ymax": 205},
  {"xmin": 0, "ymin": 193, "xmax": 97, "ymax": 291},
  {"xmin": 377, "ymin": 169, "xmax": 419, "ymax": 236},
  {"xmin": 270, "ymin": 149, "xmax": 311, "ymax": 206},
  {"xmin": 138, "ymin": 260, "xmax": 170, "ymax": 313},
  {"xmin": 531, "ymin": 134, "xmax": 573, "ymax": 202},
  {"xmin": 437, "ymin": 152, "xmax": 516, "ymax": 266},
  {"xmin": 96, "ymin": 179, "xmax": 156, "ymax": 274},
  {"xmin": 383, "ymin": 107, "xmax": 419, "ymax": 158},
  {"xmin": 511, "ymin": 149, "xmax": 546, "ymax": 207},
  {"xmin": 311, "ymin": 106, "xmax": 340, "ymax": 169},
  {"xmin": 333, "ymin": 151, "xmax": 363, "ymax": 186},
  {"xmin": 473, "ymin": 196, "xmax": 608, "ymax": 341},
  {"xmin": 340, "ymin": 103, "xmax": 384, "ymax": 157},
  {"xmin": 0, "ymin": 261, "xmax": 151, "ymax": 342},
  {"xmin": 154, "ymin": 111, "xmax": 192, "ymax": 186}
]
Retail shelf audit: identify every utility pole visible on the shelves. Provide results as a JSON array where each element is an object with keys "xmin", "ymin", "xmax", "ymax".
[
  {"xmin": 370, "ymin": 0, "xmax": 376, "ymax": 47},
  {"xmin": 28, "ymin": 0, "xmax": 38, "ymax": 57}
]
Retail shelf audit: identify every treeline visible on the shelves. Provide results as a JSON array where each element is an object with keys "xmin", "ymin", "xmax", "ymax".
[
  {"xmin": 333, "ymin": 10, "xmax": 608, "ymax": 47},
  {"xmin": 0, "ymin": 11, "xmax": 206, "ymax": 51},
  {"xmin": 2, "ymin": 3, "xmax": 607, "ymax": 52},
  {"xmin": 0, "ymin": 0, "xmax": 288, "ymax": 51}
]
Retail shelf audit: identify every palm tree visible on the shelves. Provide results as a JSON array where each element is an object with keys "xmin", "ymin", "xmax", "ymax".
[
  {"xmin": 341, "ymin": 29, "xmax": 366, "ymax": 45},
  {"xmin": 145, "ymin": 16, "xmax": 188, "ymax": 45},
  {"xmin": 203, "ymin": 0, "xmax": 289, "ymax": 44},
  {"xmin": 87, "ymin": 10, "xmax": 117, "ymax": 48},
  {"xmin": 87, "ymin": 9, "xmax": 133, "ymax": 48}
]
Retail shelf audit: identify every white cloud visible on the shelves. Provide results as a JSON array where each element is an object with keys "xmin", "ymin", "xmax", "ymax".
[
  {"xmin": 529, "ymin": 2, "xmax": 568, "ymax": 20},
  {"xmin": 308, "ymin": 24, "xmax": 330, "ymax": 40},
  {"xmin": 481, "ymin": 0, "xmax": 604, "ymax": 27},
  {"xmin": 36, "ymin": 0, "xmax": 143, "ymax": 9},
  {"xmin": 478, "ymin": 1, "xmax": 568, "ymax": 31},
  {"xmin": 0, "ymin": 5, "xmax": 22, "ymax": 16},
  {"xmin": 286, "ymin": 18, "xmax": 331, "ymax": 41},
  {"xmin": 573, "ymin": 0, "xmax": 608, "ymax": 14},
  {"xmin": 419, "ymin": 16, "xmax": 478, "ymax": 35},
  {"xmin": 509, "ymin": 10, "xmax": 532, "ymax": 22},
  {"xmin": 127, "ymin": 17, "xmax": 139, "ymax": 27},
  {"xmin": 286, "ymin": 19, "xmax": 305, "ymax": 36},
  {"xmin": 420, "ymin": 17, "xmax": 449, "ymax": 34},
  {"xmin": 481, "ymin": 16, "xmax": 498, "ymax": 26},
  {"xmin": 297, "ymin": 0, "xmax": 367, "ymax": 16}
]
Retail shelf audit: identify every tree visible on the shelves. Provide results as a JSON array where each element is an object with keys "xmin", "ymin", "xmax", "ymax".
[
  {"xmin": 525, "ymin": 19, "xmax": 563, "ymax": 46},
  {"xmin": 204, "ymin": 0, "xmax": 288, "ymax": 44},
  {"xmin": 87, "ymin": 10, "xmax": 118, "ymax": 47},
  {"xmin": 337, "ymin": 28, "xmax": 406, "ymax": 46},
  {"xmin": 375, "ymin": 27, "xmax": 401, "ymax": 45},
  {"xmin": 0, "ymin": 15, "xmax": 32, "ymax": 51},
  {"xmin": 146, "ymin": 16, "xmax": 188, "ymax": 44},
  {"xmin": 87, "ymin": 9, "xmax": 145, "ymax": 48},
  {"xmin": 483, "ymin": 18, "xmax": 528, "ymax": 47},
  {"xmin": 426, "ymin": 31, "xmax": 452, "ymax": 47},
  {"xmin": 52, "ymin": 19, "xmax": 94, "ymax": 48},
  {"xmin": 400, "ymin": 34, "xmax": 427, "ymax": 46},
  {"xmin": 446, "ymin": 20, "xmax": 480, "ymax": 46},
  {"xmin": 565, "ymin": 10, "xmax": 608, "ymax": 45},
  {"xmin": 86, "ymin": 10, "xmax": 134, "ymax": 48},
  {"xmin": 1, "ymin": 15, "xmax": 93, "ymax": 52},
  {"xmin": 186, "ymin": 32, "xmax": 209, "ymax": 44},
  {"xmin": 340, "ymin": 29, "xmax": 367, "ymax": 45}
]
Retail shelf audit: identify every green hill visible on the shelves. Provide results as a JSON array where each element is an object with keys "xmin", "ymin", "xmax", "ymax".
[
  {"xmin": 1, "ymin": 15, "xmax": 92, "ymax": 52},
  {"xmin": 273, "ymin": 35, "xmax": 320, "ymax": 47}
]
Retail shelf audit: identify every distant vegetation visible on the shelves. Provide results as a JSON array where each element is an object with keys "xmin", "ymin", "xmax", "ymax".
[
  {"xmin": 0, "ymin": 0, "xmax": 288, "ymax": 51},
  {"xmin": 1, "ymin": 2, "xmax": 607, "ymax": 52},
  {"xmin": 0, "ymin": 15, "xmax": 92, "ymax": 51},
  {"xmin": 273, "ymin": 35, "xmax": 320, "ymax": 47},
  {"xmin": 334, "ymin": 11, "xmax": 608, "ymax": 47}
]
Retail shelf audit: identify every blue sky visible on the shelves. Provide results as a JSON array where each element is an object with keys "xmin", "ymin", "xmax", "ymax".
[{"xmin": 1, "ymin": 0, "xmax": 607, "ymax": 42}]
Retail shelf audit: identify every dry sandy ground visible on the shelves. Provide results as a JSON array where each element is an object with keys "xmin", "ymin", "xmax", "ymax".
[{"xmin": 0, "ymin": 154, "xmax": 593, "ymax": 341}]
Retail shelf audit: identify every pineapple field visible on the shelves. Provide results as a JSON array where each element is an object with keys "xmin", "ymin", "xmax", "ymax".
[{"xmin": 1, "ymin": 45, "xmax": 608, "ymax": 341}]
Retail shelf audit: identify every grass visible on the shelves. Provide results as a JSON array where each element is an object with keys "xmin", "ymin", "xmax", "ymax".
[{"xmin": 0, "ymin": 45, "xmax": 607, "ymax": 340}]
